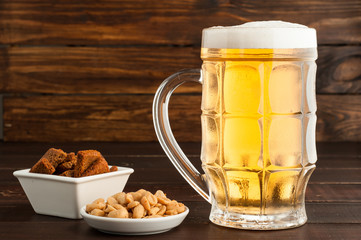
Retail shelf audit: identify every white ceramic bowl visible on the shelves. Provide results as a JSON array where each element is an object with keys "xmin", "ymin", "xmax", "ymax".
[
  {"xmin": 80, "ymin": 206, "xmax": 189, "ymax": 235},
  {"xmin": 13, "ymin": 166, "xmax": 134, "ymax": 219}
]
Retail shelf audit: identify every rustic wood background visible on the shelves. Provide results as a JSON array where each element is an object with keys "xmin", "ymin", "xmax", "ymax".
[{"xmin": 0, "ymin": 0, "xmax": 360, "ymax": 142}]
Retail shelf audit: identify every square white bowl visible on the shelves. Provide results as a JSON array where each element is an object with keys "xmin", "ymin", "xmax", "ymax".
[{"xmin": 13, "ymin": 166, "xmax": 134, "ymax": 219}]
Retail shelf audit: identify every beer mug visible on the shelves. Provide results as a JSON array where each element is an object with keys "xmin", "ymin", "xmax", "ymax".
[{"xmin": 153, "ymin": 21, "xmax": 317, "ymax": 230}]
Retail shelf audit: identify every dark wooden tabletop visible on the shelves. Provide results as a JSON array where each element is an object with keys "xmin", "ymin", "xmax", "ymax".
[{"xmin": 1, "ymin": 142, "xmax": 360, "ymax": 240}]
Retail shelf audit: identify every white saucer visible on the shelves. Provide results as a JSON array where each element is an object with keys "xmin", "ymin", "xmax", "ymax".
[{"xmin": 80, "ymin": 206, "xmax": 189, "ymax": 235}]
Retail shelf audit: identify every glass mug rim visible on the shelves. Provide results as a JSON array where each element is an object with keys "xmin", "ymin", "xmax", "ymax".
[{"xmin": 200, "ymin": 48, "xmax": 318, "ymax": 61}]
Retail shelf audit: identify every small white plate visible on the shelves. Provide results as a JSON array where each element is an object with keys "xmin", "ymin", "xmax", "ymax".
[{"xmin": 80, "ymin": 206, "xmax": 189, "ymax": 235}]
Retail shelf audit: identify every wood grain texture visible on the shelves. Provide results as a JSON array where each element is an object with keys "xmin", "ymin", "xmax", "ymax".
[
  {"xmin": 0, "ymin": 142, "xmax": 360, "ymax": 157},
  {"xmin": 2, "ymin": 95, "xmax": 201, "ymax": 142},
  {"xmin": 2, "ymin": 183, "xmax": 361, "ymax": 204},
  {"xmin": 0, "ymin": 46, "xmax": 360, "ymax": 94},
  {"xmin": 0, "ymin": 46, "xmax": 201, "ymax": 94},
  {"xmin": 317, "ymin": 95, "xmax": 361, "ymax": 141},
  {"xmin": 0, "ymin": 222, "xmax": 360, "ymax": 240},
  {"xmin": 1, "ymin": 201, "xmax": 360, "ymax": 224},
  {"xmin": 129, "ymin": 183, "xmax": 361, "ymax": 203},
  {"xmin": 0, "ymin": 0, "xmax": 360, "ymax": 45},
  {"xmin": 1, "ymin": 142, "xmax": 360, "ymax": 239},
  {"xmin": 2, "ymin": 154, "xmax": 360, "ymax": 170},
  {"xmin": 3, "ymin": 95, "xmax": 361, "ymax": 142},
  {"xmin": 3, "ymin": 167, "xmax": 361, "ymax": 186},
  {"xmin": 317, "ymin": 46, "xmax": 361, "ymax": 93},
  {"xmin": 0, "ymin": 0, "xmax": 360, "ymax": 143}
]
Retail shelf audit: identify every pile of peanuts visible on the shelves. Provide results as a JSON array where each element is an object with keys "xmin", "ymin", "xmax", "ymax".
[{"xmin": 86, "ymin": 189, "xmax": 186, "ymax": 218}]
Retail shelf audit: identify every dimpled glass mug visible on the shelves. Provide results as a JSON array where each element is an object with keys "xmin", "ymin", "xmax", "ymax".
[{"xmin": 153, "ymin": 21, "xmax": 318, "ymax": 230}]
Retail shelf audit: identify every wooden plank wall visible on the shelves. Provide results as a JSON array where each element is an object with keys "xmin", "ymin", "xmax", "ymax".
[{"xmin": 0, "ymin": 0, "xmax": 360, "ymax": 142}]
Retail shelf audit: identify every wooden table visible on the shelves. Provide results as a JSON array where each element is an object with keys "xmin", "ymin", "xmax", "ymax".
[{"xmin": 1, "ymin": 142, "xmax": 360, "ymax": 239}]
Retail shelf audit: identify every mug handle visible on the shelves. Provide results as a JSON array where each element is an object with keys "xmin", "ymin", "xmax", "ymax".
[{"xmin": 153, "ymin": 69, "xmax": 211, "ymax": 203}]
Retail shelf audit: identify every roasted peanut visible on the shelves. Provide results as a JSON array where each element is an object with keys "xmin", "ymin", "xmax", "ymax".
[
  {"xmin": 136, "ymin": 189, "xmax": 147, "ymax": 196},
  {"xmin": 86, "ymin": 202, "xmax": 105, "ymax": 212},
  {"xmin": 166, "ymin": 209, "xmax": 178, "ymax": 215},
  {"xmin": 90, "ymin": 209, "xmax": 105, "ymax": 216},
  {"xmin": 93, "ymin": 198, "xmax": 105, "ymax": 204},
  {"xmin": 140, "ymin": 196, "xmax": 151, "ymax": 211},
  {"xmin": 177, "ymin": 203, "xmax": 186, "ymax": 213},
  {"xmin": 86, "ymin": 203, "xmax": 98, "ymax": 212},
  {"xmin": 104, "ymin": 204, "xmax": 116, "ymax": 213},
  {"xmin": 107, "ymin": 196, "xmax": 118, "ymax": 206},
  {"xmin": 145, "ymin": 192, "xmax": 158, "ymax": 206},
  {"xmin": 108, "ymin": 208, "xmax": 128, "ymax": 218},
  {"xmin": 133, "ymin": 204, "xmax": 145, "ymax": 218},
  {"xmin": 157, "ymin": 205, "xmax": 166, "ymax": 215},
  {"xmin": 112, "ymin": 203, "xmax": 125, "ymax": 210},
  {"xmin": 148, "ymin": 207, "xmax": 160, "ymax": 216},
  {"xmin": 113, "ymin": 192, "xmax": 127, "ymax": 205},
  {"xmin": 125, "ymin": 193, "xmax": 134, "ymax": 204},
  {"xmin": 86, "ymin": 189, "xmax": 186, "ymax": 219},
  {"xmin": 155, "ymin": 190, "xmax": 167, "ymax": 199},
  {"xmin": 157, "ymin": 196, "xmax": 171, "ymax": 205},
  {"xmin": 127, "ymin": 201, "xmax": 140, "ymax": 209},
  {"xmin": 130, "ymin": 192, "xmax": 142, "ymax": 201},
  {"xmin": 166, "ymin": 200, "xmax": 178, "ymax": 211}
]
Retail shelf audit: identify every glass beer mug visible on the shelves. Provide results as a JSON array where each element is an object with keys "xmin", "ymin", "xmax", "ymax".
[{"xmin": 153, "ymin": 21, "xmax": 318, "ymax": 230}]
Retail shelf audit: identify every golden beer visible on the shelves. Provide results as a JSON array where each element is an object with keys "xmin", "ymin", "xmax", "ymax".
[
  {"xmin": 153, "ymin": 21, "xmax": 318, "ymax": 230},
  {"xmin": 200, "ymin": 48, "xmax": 317, "ymax": 226}
]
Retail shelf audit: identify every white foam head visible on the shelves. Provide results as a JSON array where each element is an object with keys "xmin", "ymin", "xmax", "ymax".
[{"xmin": 202, "ymin": 21, "xmax": 317, "ymax": 49}]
